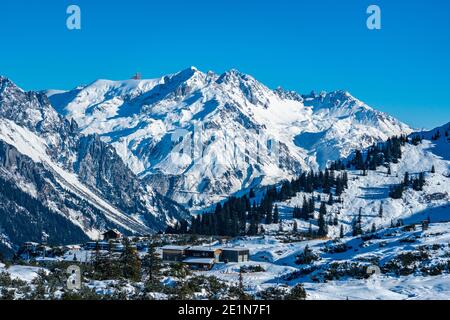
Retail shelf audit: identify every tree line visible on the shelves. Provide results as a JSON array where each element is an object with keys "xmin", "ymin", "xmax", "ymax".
[{"xmin": 171, "ymin": 169, "xmax": 350, "ymax": 238}]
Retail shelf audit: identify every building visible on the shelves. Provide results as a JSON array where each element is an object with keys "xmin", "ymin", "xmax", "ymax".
[
  {"xmin": 220, "ymin": 248, "xmax": 250, "ymax": 263},
  {"xmin": 161, "ymin": 245, "xmax": 189, "ymax": 262},
  {"xmin": 84, "ymin": 241, "xmax": 126, "ymax": 252},
  {"xmin": 184, "ymin": 246, "xmax": 222, "ymax": 263},
  {"xmin": 161, "ymin": 245, "xmax": 249, "ymax": 269},
  {"xmin": 102, "ymin": 229, "xmax": 123, "ymax": 242},
  {"xmin": 183, "ymin": 257, "xmax": 216, "ymax": 271}
]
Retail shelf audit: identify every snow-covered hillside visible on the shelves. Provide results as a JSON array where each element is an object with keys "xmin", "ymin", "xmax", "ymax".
[
  {"xmin": 47, "ymin": 68, "xmax": 412, "ymax": 208},
  {"xmin": 205, "ymin": 221, "xmax": 450, "ymax": 300},
  {"xmin": 277, "ymin": 139, "xmax": 449, "ymax": 239},
  {"xmin": 198, "ymin": 127, "xmax": 449, "ymax": 299}
]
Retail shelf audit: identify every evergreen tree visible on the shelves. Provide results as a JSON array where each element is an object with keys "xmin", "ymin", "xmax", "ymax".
[
  {"xmin": 389, "ymin": 184, "xmax": 404, "ymax": 199},
  {"xmin": 317, "ymin": 202, "xmax": 328, "ymax": 237},
  {"xmin": 327, "ymin": 193, "xmax": 334, "ymax": 205},
  {"xmin": 431, "ymin": 165, "xmax": 436, "ymax": 174},
  {"xmin": 352, "ymin": 210, "xmax": 363, "ymax": 236},
  {"xmin": 273, "ymin": 205, "xmax": 280, "ymax": 224},
  {"xmin": 142, "ymin": 244, "xmax": 162, "ymax": 290},
  {"xmin": 293, "ymin": 220, "xmax": 298, "ymax": 234},
  {"xmin": 333, "ymin": 214, "xmax": 339, "ymax": 226},
  {"xmin": 259, "ymin": 225, "xmax": 265, "ymax": 234},
  {"xmin": 248, "ymin": 213, "xmax": 259, "ymax": 236},
  {"xmin": 371, "ymin": 223, "xmax": 377, "ymax": 234},
  {"xmin": 265, "ymin": 207, "xmax": 273, "ymax": 225},
  {"xmin": 340, "ymin": 224, "xmax": 344, "ymax": 238},
  {"xmin": 120, "ymin": 239, "xmax": 142, "ymax": 282},
  {"xmin": 378, "ymin": 204, "xmax": 383, "ymax": 218},
  {"xmin": 403, "ymin": 172, "xmax": 410, "ymax": 186}
]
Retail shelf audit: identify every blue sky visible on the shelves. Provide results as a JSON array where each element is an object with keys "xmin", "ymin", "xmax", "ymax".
[{"xmin": 0, "ymin": 0, "xmax": 449, "ymax": 129}]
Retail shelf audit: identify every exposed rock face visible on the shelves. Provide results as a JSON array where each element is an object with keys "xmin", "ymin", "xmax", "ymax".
[{"xmin": 0, "ymin": 76, "xmax": 190, "ymax": 254}]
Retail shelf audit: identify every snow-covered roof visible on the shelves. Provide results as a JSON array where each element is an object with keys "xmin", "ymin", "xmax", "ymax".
[
  {"xmin": 222, "ymin": 247, "xmax": 250, "ymax": 252},
  {"xmin": 183, "ymin": 258, "xmax": 215, "ymax": 265},
  {"xmin": 161, "ymin": 245, "xmax": 189, "ymax": 251},
  {"xmin": 186, "ymin": 246, "xmax": 221, "ymax": 252}
]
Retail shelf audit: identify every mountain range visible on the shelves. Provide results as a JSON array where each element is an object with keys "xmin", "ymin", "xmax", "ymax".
[
  {"xmin": 0, "ymin": 67, "xmax": 442, "ymax": 255},
  {"xmin": 46, "ymin": 67, "xmax": 412, "ymax": 209}
]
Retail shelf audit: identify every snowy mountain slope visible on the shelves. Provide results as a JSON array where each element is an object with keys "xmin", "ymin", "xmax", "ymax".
[
  {"xmin": 190, "ymin": 129, "xmax": 450, "ymax": 298},
  {"xmin": 411, "ymin": 122, "xmax": 450, "ymax": 161},
  {"xmin": 276, "ymin": 136, "xmax": 449, "ymax": 239},
  {"xmin": 204, "ymin": 221, "xmax": 450, "ymax": 300},
  {"xmin": 0, "ymin": 77, "xmax": 190, "ymax": 253},
  {"xmin": 47, "ymin": 68, "xmax": 412, "ymax": 208},
  {"xmin": 0, "ymin": 118, "xmax": 152, "ymax": 235}
]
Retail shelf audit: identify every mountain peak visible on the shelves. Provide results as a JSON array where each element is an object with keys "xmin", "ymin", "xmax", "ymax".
[{"xmin": 0, "ymin": 76, "xmax": 20, "ymax": 94}]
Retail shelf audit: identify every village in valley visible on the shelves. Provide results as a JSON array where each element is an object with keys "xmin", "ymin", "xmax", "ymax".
[{"xmin": 16, "ymin": 229, "xmax": 250, "ymax": 271}]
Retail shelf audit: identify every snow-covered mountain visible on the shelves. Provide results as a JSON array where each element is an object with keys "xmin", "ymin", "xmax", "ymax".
[
  {"xmin": 0, "ymin": 76, "xmax": 189, "ymax": 253},
  {"xmin": 47, "ymin": 67, "xmax": 412, "ymax": 208}
]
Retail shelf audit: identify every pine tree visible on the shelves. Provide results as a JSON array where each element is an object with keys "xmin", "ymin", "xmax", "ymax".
[
  {"xmin": 378, "ymin": 204, "xmax": 383, "ymax": 218},
  {"xmin": 371, "ymin": 223, "xmax": 376, "ymax": 234},
  {"xmin": 308, "ymin": 197, "xmax": 315, "ymax": 216},
  {"xmin": 143, "ymin": 244, "xmax": 162, "ymax": 290},
  {"xmin": 389, "ymin": 184, "xmax": 404, "ymax": 199},
  {"xmin": 120, "ymin": 239, "xmax": 142, "ymax": 282},
  {"xmin": 340, "ymin": 224, "xmax": 344, "ymax": 238},
  {"xmin": 431, "ymin": 165, "xmax": 436, "ymax": 174},
  {"xmin": 259, "ymin": 225, "xmax": 265, "ymax": 234},
  {"xmin": 265, "ymin": 207, "xmax": 273, "ymax": 225},
  {"xmin": 352, "ymin": 210, "xmax": 363, "ymax": 236},
  {"xmin": 273, "ymin": 205, "xmax": 279, "ymax": 224},
  {"xmin": 317, "ymin": 202, "xmax": 327, "ymax": 237},
  {"xmin": 293, "ymin": 220, "xmax": 298, "ymax": 234},
  {"xmin": 248, "ymin": 213, "xmax": 259, "ymax": 236},
  {"xmin": 403, "ymin": 172, "xmax": 410, "ymax": 186},
  {"xmin": 239, "ymin": 268, "xmax": 244, "ymax": 291},
  {"xmin": 327, "ymin": 193, "xmax": 334, "ymax": 205},
  {"xmin": 301, "ymin": 197, "xmax": 310, "ymax": 220}
]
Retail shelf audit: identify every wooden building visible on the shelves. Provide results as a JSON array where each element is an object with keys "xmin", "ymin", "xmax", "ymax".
[
  {"xmin": 220, "ymin": 248, "xmax": 250, "ymax": 263},
  {"xmin": 102, "ymin": 229, "xmax": 123, "ymax": 242},
  {"xmin": 184, "ymin": 246, "xmax": 222, "ymax": 263},
  {"xmin": 161, "ymin": 245, "xmax": 188, "ymax": 262}
]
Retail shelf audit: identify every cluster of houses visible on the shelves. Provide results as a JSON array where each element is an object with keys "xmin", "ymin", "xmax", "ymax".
[
  {"xmin": 161, "ymin": 245, "xmax": 250, "ymax": 270},
  {"xmin": 17, "ymin": 229, "xmax": 251, "ymax": 271}
]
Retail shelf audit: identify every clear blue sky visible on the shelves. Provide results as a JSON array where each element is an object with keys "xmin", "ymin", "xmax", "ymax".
[{"xmin": 0, "ymin": 0, "xmax": 449, "ymax": 129}]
